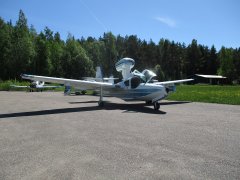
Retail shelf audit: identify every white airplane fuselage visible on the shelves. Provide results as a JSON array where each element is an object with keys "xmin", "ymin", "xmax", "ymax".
[{"xmin": 102, "ymin": 83, "xmax": 167, "ymax": 102}]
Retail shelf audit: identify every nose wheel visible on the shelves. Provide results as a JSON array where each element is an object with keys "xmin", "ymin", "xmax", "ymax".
[{"xmin": 153, "ymin": 102, "xmax": 160, "ymax": 110}]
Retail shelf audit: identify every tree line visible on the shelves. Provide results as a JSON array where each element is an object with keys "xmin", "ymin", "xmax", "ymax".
[{"xmin": 0, "ymin": 10, "xmax": 240, "ymax": 83}]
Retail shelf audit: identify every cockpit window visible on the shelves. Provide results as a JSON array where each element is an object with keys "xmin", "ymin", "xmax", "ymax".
[
  {"xmin": 132, "ymin": 70, "xmax": 146, "ymax": 83},
  {"xmin": 124, "ymin": 80, "xmax": 129, "ymax": 86},
  {"xmin": 142, "ymin": 69, "xmax": 156, "ymax": 83},
  {"xmin": 131, "ymin": 76, "xmax": 141, "ymax": 89},
  {"xmin": 130, "ymin": 69, "xmax": 156, "ymax": 84}
]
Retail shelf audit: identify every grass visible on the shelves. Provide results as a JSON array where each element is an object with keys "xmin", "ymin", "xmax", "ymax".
[
  {"xmin": 0, "ymin": 80, "xmax": 29, "ymax": 91},
  {"xmin": 167, "ymin": 85, "xmax": 240, "ymax": 105}
]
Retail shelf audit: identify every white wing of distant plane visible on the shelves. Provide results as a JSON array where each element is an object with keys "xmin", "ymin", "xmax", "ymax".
[
  {"xmin": 21, "ymin": 74, "xmax": 113, "ymax": 90},
  {"xmin": 154, "ymin": 79, "xmax": 194, "ymax": 85},
  {"xmin": 10, "ymin": 84, "xmax": 60, "ymax": 89},
  {"xmin": 10, "ymin": 85, "xmax": 29, "ymax": 88}
]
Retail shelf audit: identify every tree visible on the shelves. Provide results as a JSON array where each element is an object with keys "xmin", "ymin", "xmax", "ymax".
[
  {"xmin": 233, "ymin": 48, "xmax": 240, "ymax": 82},
  {"xmin": 154, "ymin": 64, "xmax": 165, "ymax": 81},
  {"xmin": 207, "ymin": 45, "xmax": 218, "ymax": 75},
  {"xmin": 116, "ymin": 35, "xmax": 126, "ymax": 59},
  {"xmin": 10, "ymin": 10, "xmax": 35, "ymax": 78},
  {"xmin": 16, "ymin": 9, "xmax": 28, "ymax": 30},
  {"xmin": 33, "ymin": 32, "xmax": 51, "ymax": 75},
  {"xmin": 101, "ymin": 32, "xmax": 117, "ymax": 76},
  {"xmin": 44, "ymin": 26, "xmax": 53, "ymax": 41},
  {"xmin": 49, "ymin": 32, "xmax": 64, "ymax": 77},
  {"xmin": 138, "ymin": 40, "xmax": 158, "ymax": 70},
  {"xmin": 185, "ymin": 39, "xmax": 202, "ymax": 76},
  {"xmin": 125, "ymin": 35, "xmax": 140, "ymax": 60},
  {"xmin": 158, "ymin": 39, "xmax": 171, "ymax": 79},
  {"xmin": 81, "ymin": 37, "xmax": 105, "ymax": 69},
  {"xmin": 218, "ymin": 47, "xmax": 236, "ymax": 82},
  {"xmin": 61, "ymin": 34, "xmax": 94, "ymax": 78},
  {"xmin": 0, "ymin": 18, "xmax": 12, "ymax": 80}
]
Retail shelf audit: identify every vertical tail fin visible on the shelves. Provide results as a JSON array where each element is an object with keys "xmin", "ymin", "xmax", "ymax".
[{"xmin": 96, "ymin": 66, "xmax": 102, "ymax": 79}]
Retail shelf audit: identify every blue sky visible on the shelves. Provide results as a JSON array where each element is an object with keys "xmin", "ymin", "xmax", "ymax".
[{"xmin": 0, "ymin": 0, "xmax": 239, "ymax": 50}]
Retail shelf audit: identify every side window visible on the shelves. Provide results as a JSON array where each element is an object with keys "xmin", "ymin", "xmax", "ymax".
[
  {"xmin": 124, "ymin": 80, "xmax": 129, "ymax": 86},
  {"xmin": 131, "ymin": 76, "xmax": 141, "ymax": 89}
]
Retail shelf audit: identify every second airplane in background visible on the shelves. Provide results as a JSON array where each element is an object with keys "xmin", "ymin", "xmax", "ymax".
[{"xmin": 11, "ymin": 81, "xmax": 61, "ymax": 92}]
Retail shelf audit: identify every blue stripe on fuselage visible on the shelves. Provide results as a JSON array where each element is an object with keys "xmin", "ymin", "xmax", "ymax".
[{"xmin": 103, "ymin": 87, "xmax": 161, "ymax": 99}]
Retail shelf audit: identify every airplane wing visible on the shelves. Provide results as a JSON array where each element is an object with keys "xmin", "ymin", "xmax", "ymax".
[
  {"xmin": 10, "ymin": 85, "xmax": 29, "ymax": 88},
  {"xmin": 40, "ymin": 85, "xmax": 61, "ymax": 88},
  {"xmin": 21, "ymin": 74, "xmax": 113, "ymax": 89},
  {"xmin": 155, "ymin": 79, "xmax": 194, "ymax": 85}
]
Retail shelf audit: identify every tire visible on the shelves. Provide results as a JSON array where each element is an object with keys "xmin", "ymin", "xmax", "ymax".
[
  {"xmin": 145, "ymin": 101, "xmax": 152, "ymax": 105},
  {"xmin": 153, "ymin": 102, "xmax": 160, "ymax": 110},
  {"xmin": 98, "ymin": 101, "xmax": 104, "ymax": 107},
  {"xmin": 75, "ymin": 92, "xmax": 81, "ymax": 95}
]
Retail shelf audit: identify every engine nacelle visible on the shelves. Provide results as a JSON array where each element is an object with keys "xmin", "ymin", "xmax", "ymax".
[{"xmin": 115, "ymin": 57, "xmax": 135, "ymax": 80}]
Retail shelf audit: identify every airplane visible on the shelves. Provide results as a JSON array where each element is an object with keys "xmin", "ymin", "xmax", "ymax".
[
  {"xmin": 21, "ymin": 57, "xmax": 193, "ymax": 110},
  {"xmin": 11, "ymin": 81, "xmax": 61, "ymax": 92}
]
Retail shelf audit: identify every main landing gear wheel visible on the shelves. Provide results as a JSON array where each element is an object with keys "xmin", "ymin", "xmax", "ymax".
[
  {"xmin": 98, "ymin": 101, "xmax": 104, "ymax": 107},
  {"xmin": 145, "ymin": 101, "xmax": 152, "ymax": 105},
  {"xmin": 153, "ymin": 102, "xmax": 160, "ymax": 110}
]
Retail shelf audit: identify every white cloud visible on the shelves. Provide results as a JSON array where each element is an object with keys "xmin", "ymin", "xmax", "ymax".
[{"xmin": 155, "ymin": 16, "xmax": 176, "ymax": 28}]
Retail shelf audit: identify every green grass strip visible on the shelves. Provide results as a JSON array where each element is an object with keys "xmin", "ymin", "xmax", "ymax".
[{"xmin": 167, "ymin": 85, "xmax": 240, "ymax": 105}]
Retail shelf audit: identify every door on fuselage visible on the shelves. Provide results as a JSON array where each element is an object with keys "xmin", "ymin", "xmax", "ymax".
[{"xmin": 123, "ymin": 76, "xmax": 142, "ymax": 89}]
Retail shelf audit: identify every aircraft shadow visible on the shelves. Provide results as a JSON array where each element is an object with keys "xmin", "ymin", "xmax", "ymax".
[
  {"xmin": 0, "ymin": 106, "xmax": 102, "ymax": 119},
  {"xmin": 0, "ymin": 101, "xmax": 170, "ymax": 119},
  {"xmin": 159, "ymin": 101, "xmax": 191, "ymax": 105},
  {"xmin": 69, "ymin": 101, "xmax": 99, "ymax": 104},
  {"xmin": 102, "ymin": 102, "xmax": 166, "ymax": 114}
]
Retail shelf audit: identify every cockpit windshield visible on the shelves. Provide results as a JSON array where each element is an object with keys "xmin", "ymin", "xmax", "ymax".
[
  {"xmin": 142, "ymin": 69, "xmax": 157, "ymax": 83},
  {"xmin": 132, "ymin": 70, "xmax": 146, "ymax": 83},
  {"xmin": 132, "ymin": 69, "xmax": 156, "ymax": 83}
]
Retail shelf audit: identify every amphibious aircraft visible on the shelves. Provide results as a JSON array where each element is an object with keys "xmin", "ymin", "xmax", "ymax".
[
  {"xmin": 11, "ymin": 81, "xmax": 60, "ymax": 92},
  {"xmin": 21, "ymin": 57, "xmax": 193, "ymax": 110}
]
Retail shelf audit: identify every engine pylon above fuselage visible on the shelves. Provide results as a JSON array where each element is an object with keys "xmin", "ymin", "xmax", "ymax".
[{"xmin": 115, "ymin": 57, "xmax": 135, "ymax": 80}]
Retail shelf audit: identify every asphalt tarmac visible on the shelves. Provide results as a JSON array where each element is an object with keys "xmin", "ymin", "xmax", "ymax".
[{"xmin": 0, "ymin": 91, "xmax": 240, "ymax": 180}]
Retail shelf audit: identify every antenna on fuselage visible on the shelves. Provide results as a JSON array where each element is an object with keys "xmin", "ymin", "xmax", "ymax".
[{"xmin": 115, "ymin": 57, "xmax": 135, "ymax": 80}]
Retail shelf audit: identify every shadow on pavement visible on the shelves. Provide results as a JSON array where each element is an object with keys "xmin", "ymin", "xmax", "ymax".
[
  {"xmin": 69, "ymin": 101, "xmax": 99, "ymax": 104},
  {"xmin": 0, "ymin": 106, "xmax": 99, "ymax": 119},
  {"xmin": 0, "ymin": 101, "xmax": 191, "ymax": 119}
]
